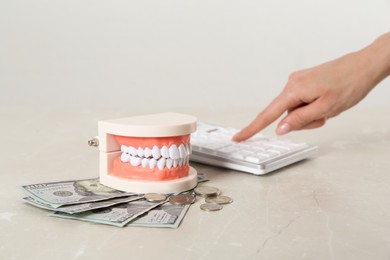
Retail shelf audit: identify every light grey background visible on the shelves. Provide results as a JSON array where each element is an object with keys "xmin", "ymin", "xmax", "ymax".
[{"xmin": 1, "ymin": 0, "xmax": 389, "ymax": 109}]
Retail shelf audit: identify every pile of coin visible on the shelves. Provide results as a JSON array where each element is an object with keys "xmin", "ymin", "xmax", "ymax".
[
  {"xmin": 144, "ymin": 192, "xmax": 196, "ymax": 205},
  {"xmin": 143, "ymin": 185, "xmax": 233, "ymax": 212},
  {"xmin": 194, "ymin": 186, "xmax": 233, "ymax": 212}
]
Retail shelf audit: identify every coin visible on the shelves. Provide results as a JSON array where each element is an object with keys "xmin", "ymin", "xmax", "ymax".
[
  {"xmin": 144, "ymin": 193, "xmax": 167, "ymax": 202},
  {"xmin": 194, "ymin": 186, "xmax": 220, "ymax": 197},
  {"xmin": 169, "ymin": 194, "xmax": 196, "ymax": 205},
  {"xmin": 205, "ymin": 195, "xmax": 233, "ymax": 205},
  {"xmin": 200, "ymin": 203, "xmax": 223, "ymax": 211}
]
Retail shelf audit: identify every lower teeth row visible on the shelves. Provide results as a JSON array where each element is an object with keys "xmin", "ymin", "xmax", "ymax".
[{"xmin": 121, "ymin": 154, "xmax": 189, "ymax": 170}]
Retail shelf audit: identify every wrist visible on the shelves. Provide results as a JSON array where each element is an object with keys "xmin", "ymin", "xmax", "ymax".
[{"xmin": 359, "ymin": 33, "xmax": 390, "ymax": 85}]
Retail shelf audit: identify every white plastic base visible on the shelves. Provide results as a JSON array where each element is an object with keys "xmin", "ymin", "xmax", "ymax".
[{"xmin": 100, "ymin": 167, "xmax": 198, "ymax": 194}]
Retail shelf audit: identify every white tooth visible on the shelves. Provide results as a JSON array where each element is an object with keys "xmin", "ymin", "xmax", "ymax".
[
  {"xmin": 169, "ymin": 144, "xmax": 180, "ymax": 159},
  {"xmin": 144, "ymin": 147, "xmax": 152, "ymax": 158},
  {"xmin": 130, "ymin": 156, "xmax": 142, "ymax": 166},
  {"xmin": 161, "ymin": 146, "xmax": 169, "ymax": 158},
  {"xmin": 187, "ymin": 144, "xmax": 192, "ymax": 154},
  {"xmin": 149, "ymin": 158, "xmax": 157, "ymax": 169},
  {"xmin": 178, "ymin": 158, "xmax": 184, "ymax": 167},
  {"xmin": 186, "ymin": 155, "xmax": 190, "ymax": 164},
  {"xmin": 120, "ymin": 153, "xmax": 130, "ymax": 162},
  {"xmin": 157, "ymin": 158, "xmax": 166, "ymax": 170},
  {"xmin": 166, "ymin": 159, "xmax": 173, "ymax": 169},
  {"xmin": 173, "ymin": 159, "xmax": 179, "ymax": 168},
  {"xmin": 142, "ymin": 158, "xmax": 149, "ymax": 168},
  {"xmin": 137, "ymin": 147, "xmax": 144, "ymax": 157},
  {"xmin": 129, "ymin": 146, "xmax": 137, "ymax": 156},
  {"xmin": 152, "ymin": 145, "xmax": 161, "ymax": 159},
  {"xmin": 179, "ymin": 144, "xmax": 186, "ymax": 158},
  {"xmin": 121, "ymin": 145, "xmax": 128, "ymax": 153}
]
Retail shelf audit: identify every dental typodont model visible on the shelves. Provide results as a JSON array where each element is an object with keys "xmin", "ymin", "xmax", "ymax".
[{"xmin": 90, "ymin": 113, "xmax": 198, "ymax": 194}]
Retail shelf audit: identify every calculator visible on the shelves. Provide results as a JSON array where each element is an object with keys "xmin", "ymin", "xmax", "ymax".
[{"xmin": 190, "ymin": 122, "xmax": 318, "ymax": 175}]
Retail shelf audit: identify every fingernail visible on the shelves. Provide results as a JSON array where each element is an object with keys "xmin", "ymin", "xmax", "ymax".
[{"xmin": 277, "ymin": 123, "xmax": 290, "ymax": 135}]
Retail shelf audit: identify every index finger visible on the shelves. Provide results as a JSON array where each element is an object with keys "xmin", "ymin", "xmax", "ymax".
[{"xmin": 232, "ymin": 93, "xmax": 295, "ymax": 141}]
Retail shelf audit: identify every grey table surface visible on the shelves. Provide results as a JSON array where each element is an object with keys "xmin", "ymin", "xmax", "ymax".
[{"xmin": 1, "ymin": 106, "xmax": 389, "ymax": 260}]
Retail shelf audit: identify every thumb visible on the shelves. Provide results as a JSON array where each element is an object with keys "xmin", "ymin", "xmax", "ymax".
[{"xmin": 276, "ymin": 100, "xmax": 328, "ymax": 135}]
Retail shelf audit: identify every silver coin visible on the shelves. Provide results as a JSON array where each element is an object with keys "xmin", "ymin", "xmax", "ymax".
[
  {"xmin": 169, "ymin": 194, "xmax": 196, "ymax": 205},
  {"xmin": 205, "ymin": 195, "xmax": 233, "ymax": 205},
  {"xmin": 194, "ymin": 186, "xmax": 220, "ymax": 197},
  {"xmin": 144, "ymin": 193, "xmax": 167, "ymax": 202},
  {"xmin": 200, "ymin": 203, "xmax": 223, "ymax": 211}
]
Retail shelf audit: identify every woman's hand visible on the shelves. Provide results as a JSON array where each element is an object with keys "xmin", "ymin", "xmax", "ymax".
[{"xmin": 233, "ymin": 33, "xmax": 390, "ymax": 141}]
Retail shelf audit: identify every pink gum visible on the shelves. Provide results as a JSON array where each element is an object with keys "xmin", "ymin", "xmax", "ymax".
[{"xmin": 114, "ymin": 135, "xmax": 190, "ymax": 148}]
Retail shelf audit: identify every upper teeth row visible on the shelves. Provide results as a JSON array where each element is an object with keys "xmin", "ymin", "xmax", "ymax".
[{"xmin": 120, "ymin": 143, "xmax": 191, "ymax": 160}]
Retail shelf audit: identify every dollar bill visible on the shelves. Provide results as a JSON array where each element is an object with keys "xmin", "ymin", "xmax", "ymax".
[
  {"xmin": 22, "ymin": 175, "xmax": 205, "ymax": 228},
  {"xmin": 21, "ymin": 178, "xmax": 134, "ymax": 208},
  {"xmin": 197, "ymin": 172, "xmax": 209, "ymax": 183},
  {"xmin": 23, "ymin": 195, "xmax": 143, "ymax": 214},
  {"xmin": 127, "ymin": 203, "xmax": 190, "ymax": 229},
  {"xmin": 49, "ymin": 200, "xmax": 166, "ymax": 227}
]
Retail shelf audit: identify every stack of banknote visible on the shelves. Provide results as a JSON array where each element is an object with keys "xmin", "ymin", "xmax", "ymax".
[{"xmin": 21, "ymin": 174, "xmax": 208, "ymax": 228}]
